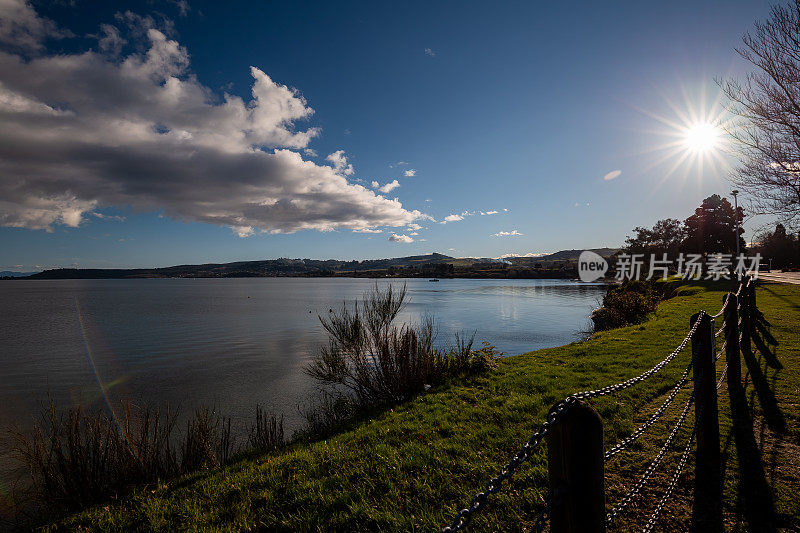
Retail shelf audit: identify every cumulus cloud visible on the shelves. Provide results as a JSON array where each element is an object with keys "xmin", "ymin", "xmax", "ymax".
[
  {"xmin": 442, "ymin": 214, "xmax": 464, "ymax": 223},
  {"xmin": 0, "ymin": 3, "xmax": 425, "ymax": 234},
  {"xmin": 389, "ymin": 233, "xmax": 414, "ymax": 243},
  {"xmin": 0, "ymin": 0, "xmax": 71, "ymax": 52},
  {"xmin": 493, "ymin": 230, "xmax": 523, "ymax": 237},
  {"xmin": 480, "ymin": 210, "xmax": 499, "ymax": 215},
  {"xmin": 603, "ymin": 169, "xmax": 622, "ymax": 181},
  {"xmin": 407, "ymin": 223, "xmax": 422, "ymax": 231},
  {"xmin": 326, "ymin": 150, "xmax": 354, "ymax": 176},
  {"xmin": 93, "ymin": 24, "xmax": 126, "ymax": 55},
  {"xmin": 377, "ymin": 180, "xmax": 400, "ymax": 193},
  {"xmin": 303, "ymin": 148, "xmax": 317, "ymax": 157},
  {"xmin": 403, "ymin": 169, "xmax": 416, "ymax": 177}
]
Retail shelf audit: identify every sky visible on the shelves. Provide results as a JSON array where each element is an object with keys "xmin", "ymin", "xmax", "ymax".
[{"xmin": 0, "ymin": 0, "xmax": 777, "ymax": 270}]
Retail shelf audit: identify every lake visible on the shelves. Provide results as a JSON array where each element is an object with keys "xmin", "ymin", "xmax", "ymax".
[{"xmin": 0, "ymin": 278, "xmax": 606, "ymax": 485}]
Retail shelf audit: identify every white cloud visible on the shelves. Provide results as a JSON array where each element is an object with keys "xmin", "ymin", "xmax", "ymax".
[
  {"xmin": 370, "ymin": 179, "xmax": 400, "ymax": 193},
  {"xmin": 407, "ymin": 223, "xmax": 422, "ymax": 230},
  {"xmin": 378, "ymin": 180, "xmax": 400, "ymax": 193},
  {"xmin": 396, "ymin": 161, "xmax": 408, "ymax": 166},
  {"xmin": 603, "ymin": 169, "xmax": 621, "ymax": 181},
  {"xmin": 169, "ymin": 0, "xmax": 191, "ymax": 16},
  {"xmin": 409, "ymin": 231, "xmax": 419, "ymax": 236},
  {"xmin": 93, "ymin": 24, "xmax": 126, "ymax": 55},
  {"xmin": 353, "ymin": 228, "xmax": 382, "ymax": 233},
  {"xmin": 90, "ymin": 212, "xmax": 126, "ymax": 222},
  {"xmin": 425, "ymin": 198, "xmax": 432, "ymax": 203},
  {"xmin": 493, "ymin": 230, "xmax": 523, "ymax": 237},
  {"xmin": 403, "ymin": 169, "xmax": 416, "ymax": 177},
  {"xmin": 498, "ymin": 252, "xmax": 547, "ymax": 258},
  {"xmin": 232, "ymin": 226, "xmax": 254, "ymax": 238},
  {"xmin": 0, "ymin": 0, "xmax": 71, "ymax": 52},
  {"xmin": 442, "ymin": 214, "xmax": 464, "ymax": 223},
  {"xmin": 0, "ymin": 6, "xmax": 426, "ymax": 234},
  {"xmin": 389, "ymin": 233, "xmax": 414, "ymax": 243},
  {"xmin": 326, "ymin": 150, "xmax": 354, "ymax": 176},
  {"xmin": 424, "ymin": 48, "xmax": 436, "ymax": 57},
  {"xmin": 480, "ymin": 210, "xmax": 499, "ymax": 215},
  {"xmin": 303, "ymin": 148, "xmax": 317, "ymax": 157}
]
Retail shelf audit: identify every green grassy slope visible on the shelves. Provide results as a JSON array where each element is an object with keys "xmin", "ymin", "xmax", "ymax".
[{"xmin": 54, "ymin": 281, "xmax": 800, "ymax": 531}]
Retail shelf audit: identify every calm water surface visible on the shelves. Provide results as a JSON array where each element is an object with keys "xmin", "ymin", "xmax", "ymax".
[{"xmin": 0, "ymin": 278, "xmax": 605, "ymax": 481}]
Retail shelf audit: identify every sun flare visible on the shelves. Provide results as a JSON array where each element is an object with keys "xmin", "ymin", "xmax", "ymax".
[
  {"xmin": 684, "ymin": 122, "xmax": 719, "ymax": 153},
  {"xmin": 633, "ymin": 87, "xmax": 736, "ymax": 189}
]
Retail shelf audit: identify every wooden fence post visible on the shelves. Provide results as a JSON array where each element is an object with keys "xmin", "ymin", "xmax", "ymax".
[
  {"xmin": 547, "ymin": 399, "xmax": 605, "ymax": 533},
  {"xmin": 725, "ymin": 292, "xmax": 740, "ymax": 389},
  {"xmin": 691, "ymin": 312, "xmax": 722, "ymax": 532}
]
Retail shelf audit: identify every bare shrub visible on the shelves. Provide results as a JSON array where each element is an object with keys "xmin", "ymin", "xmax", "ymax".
[
  {"xmin": 248, "ymin": 405, "xmax": 284, "ymax": 452},
  {"xmin": 12, "ymin": 400, "xmax": 178, "ymax": 510},
  {"xmin": 180, "ymin": 407, "xmax": 235, "ymax": 472},
  {"xmin": 305, "ymin": 284, "xmax": 495, "ymax": 409},
  {"xmin": 297, "ymin": 390, "xmax": 358, "ymax": 439}
]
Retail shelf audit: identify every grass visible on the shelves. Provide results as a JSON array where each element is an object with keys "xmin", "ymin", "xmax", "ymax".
[{"xmin": 44, "ymin": 280, "xmax": 800, "ymax": 531}]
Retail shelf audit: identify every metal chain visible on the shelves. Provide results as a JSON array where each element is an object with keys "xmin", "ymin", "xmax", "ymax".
[
  {"xmin": 711, "ymin": 292, "xmax": 732, "ymax": 319},
  {"xmin": 574, "ymin": 313, "xmax": 703, "ymax": 402},
  {"xmin": 443, "ymin": 312, "xmax": 705, "ymax": 532},
  {"xmin": 605, "ymin": 390, "xmax": 695, "ymax": 525},
  {"xmin": 530, "ymin": 486, "xmax": 565, "ymax": 533},
  {"xmin": 604, "ymin": 357, "xmax": 692, "ymax": 461},
  {"xmin": 441, "ymin": 397, "xmax": 576, "ymax": 532},
  {"xmin": 715, "ymin": 340, "xmax": 726, "ymax": 362},
  {"xmin": 641, "ymin": 423, "xmax": 697, "ymax": 533},
  {"xmin": 716, "ymin": 363, "xmax": 728, "ymax": 390},
  {"xmin": 714, "ymin": 321, "xmax": 726, "ymax": 337}
]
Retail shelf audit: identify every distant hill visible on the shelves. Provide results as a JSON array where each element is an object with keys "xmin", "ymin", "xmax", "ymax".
[
  {"xmin": 15, "ymin": 249, "xmax": 617, "ymax": 280},
  {"xmin": 536, "ymin": 248, "xmax": 618, "ymax": 261},
  {"xmin": 0, "ymin": 270, "xmax": 39, "ymax": 278},
  {"xmin": 23, "ymin": 253, "xmax": 457, "ymax": 280}
]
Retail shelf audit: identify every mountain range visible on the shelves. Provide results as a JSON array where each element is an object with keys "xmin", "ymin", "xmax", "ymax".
[{"xmin": 4, "ymin": 249, "xmax": 618, "ymax": 280}]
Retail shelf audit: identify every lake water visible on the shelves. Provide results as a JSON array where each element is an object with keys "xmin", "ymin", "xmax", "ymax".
[{"xmin": 0, "ymin": 278, "xmax": 605, "ymax": 487}]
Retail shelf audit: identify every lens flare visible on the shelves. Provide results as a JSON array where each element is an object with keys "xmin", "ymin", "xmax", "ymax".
[{"xmin": 74, "ymin": 298, "xmax": 140, "ymax": 464}]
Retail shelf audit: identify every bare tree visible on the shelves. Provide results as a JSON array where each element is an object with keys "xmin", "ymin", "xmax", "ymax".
[{"xmin": 722, "ymin": 0, "xmax": 800, "ymax": 227}]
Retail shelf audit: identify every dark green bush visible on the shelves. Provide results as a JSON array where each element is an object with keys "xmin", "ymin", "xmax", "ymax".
[{"xmin": 591, "ymin": 280, "xmax": 667, "ymax": 331}]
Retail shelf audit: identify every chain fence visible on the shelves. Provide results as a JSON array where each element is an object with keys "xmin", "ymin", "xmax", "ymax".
[{"xmin": 441, "ymin": 278, "xmax": 754, "ymax": 532}]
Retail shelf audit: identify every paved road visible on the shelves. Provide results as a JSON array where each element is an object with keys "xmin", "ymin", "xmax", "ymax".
[{"xmin": 757, "ymin": 270, "xmax": 800, "ymax": 284}]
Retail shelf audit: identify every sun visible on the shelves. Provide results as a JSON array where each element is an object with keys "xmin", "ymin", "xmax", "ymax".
[
  {"xmin": 630, "ymin": 87, "xmax": 736, "ymax": 188},
  {"xmin": 684, "ymin": 121, "xmax": 719, "ymax": 153}
]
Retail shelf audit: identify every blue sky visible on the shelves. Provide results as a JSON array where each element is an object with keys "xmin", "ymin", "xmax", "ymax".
[{"xmin": 0, "ymin": 0, "xmax": 774, "ymax": 270}]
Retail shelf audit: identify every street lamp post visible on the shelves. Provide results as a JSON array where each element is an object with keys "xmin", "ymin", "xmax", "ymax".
[{"xmin": 732, "ymin": 190, "xmax": 740, "ymax": 279}]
